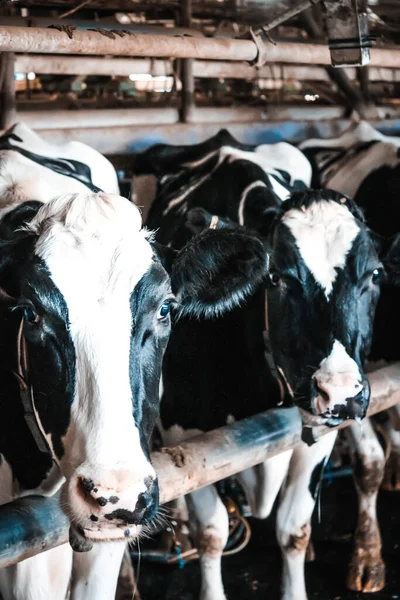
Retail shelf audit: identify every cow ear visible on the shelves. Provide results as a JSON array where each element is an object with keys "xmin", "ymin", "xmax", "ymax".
[
  {"xmin": 0, "ymin": 201, "xmax": 43, "ymax": 240},
  {"xmin": 384, "ymin": 234, "xmax": 400, "ymax": 286},
  {"xmin": 241, "ymin": 187, "xmax": 283, "ymax": 238},
  {"xmin": 151, "ymin": 241, "xmax": 177, "ymax": 274},
  {"xmin": 170, "ymin": 228, "xmax": 267, "ymax": 319}
]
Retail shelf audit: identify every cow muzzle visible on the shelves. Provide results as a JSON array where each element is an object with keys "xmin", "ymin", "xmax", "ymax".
[
  {"xmin": 65, "ymin": 465, "xmax": 159, "ymax": 545},
  {"xmin": 312, "ymin": 375, "xmax": 370, "ymax": 425}
]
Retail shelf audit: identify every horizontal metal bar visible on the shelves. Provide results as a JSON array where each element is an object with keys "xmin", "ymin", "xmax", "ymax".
[
  {"xmin": 19, "ymin": 107, "xmax": 347, "ymax": 131},
  {"xmin": 14, "ymin": 54, "xmax": 400, "ymax": 82},
  {"xmin": 10, "ymin": 112, "xmax": 400, "ymax": 155},
  {"xmin": 0, "ymin": 26, "xmax": 257, "ymax": 61},
  {"xmin": 2, "ymin": 26, "xmax": 400, "ymax": 66},
  {"xmin": 15, "ymin": 55, "xmax": 174, "ymax": 77},
  {"xmin": 19, "ymin": 108, "xmax": 179, "ymax": 130},
  {"xmin": 0, "ymin": 362, "xmax": 399, "ymax": 568},
  {"xmin": 0, "ymin": 496, "xmax": 69, "ymax": 568}
]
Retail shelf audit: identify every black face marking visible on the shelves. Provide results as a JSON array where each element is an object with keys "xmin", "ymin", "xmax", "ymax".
[
  {"xmin": 0, "ymin": 131, "xmax": 102, "ymax": 192},
  {"xmin": 19, "ymin": 256, "xmax": 76, "ymax": 460},
  {"xmin": 129, "ymin": 261, "xmax": 172, "ymax": 456},
  {"xmin": 0, "ymin": 208, "xmax": 75, "ymax": 487}
]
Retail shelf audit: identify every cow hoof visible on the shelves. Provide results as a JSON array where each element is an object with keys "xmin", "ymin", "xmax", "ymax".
[
  {"xmin": 382, "ymin": 451, "xmax": 400, "ymax": 491},
  {"xmin": 346, "ymin": 557, "xmax": 385, "ymax": 592}
]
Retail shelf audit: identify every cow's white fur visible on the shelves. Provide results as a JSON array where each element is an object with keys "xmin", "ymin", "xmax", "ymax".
[
  {"xmin": 29, "ymin": 193, "xmax": 156, "ymax": 534},
  {"xmin": 0, "ymin": 545, "xmax": 72, "ymax": 600},
  {"xmin": 300, "ymin": 121, "xmax": 400, "ymax": 152},
  {"xmin": 0, "ymin": 122, "xmax": 119, "ymax": 215},
  {"xmin": 277, "ymin": 432, "xmax": 337, "ymax": 600},
  {"xmin": 313, "ymin": 340, "xmax": 363, "ymax": 410},
  {"xmin": 283, "ymin": 199, "xmax": 360, "ymax": 297},
  {"xmin": 70, "ymin": 542, "xmax": 126, "ymax": 600}
]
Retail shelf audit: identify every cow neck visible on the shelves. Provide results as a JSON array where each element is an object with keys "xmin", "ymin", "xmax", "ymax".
[
  {"xmin": 263, "ymin": 292, "xmax": 290, "ymax": 404},
  {"xmin": 205, "ymin": 215, "xmax": 291, "ymax": 406},
  {"xmin": 16, "ymin": 319, "xmax": 60, "ymax": 466}
]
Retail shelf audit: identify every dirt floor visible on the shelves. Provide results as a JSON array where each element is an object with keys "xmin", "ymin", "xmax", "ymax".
[{"xmin": 136, "ymin": 475, "xmax": 400, "ymax": 599}]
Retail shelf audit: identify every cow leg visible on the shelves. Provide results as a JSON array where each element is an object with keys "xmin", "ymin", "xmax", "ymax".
[
  {"xmin": 115, "ymin": 546, "xmax": 140, "ymax": 600},
  {"xmin": 186, "ymin": 486, "xmax": 229, "ymax": 600},
  {"xmin": 0, "ymin": 545, "xmax": 72, "ymax": 600},
  {"xmin": 70, "ymin": 541, "xmax": 126, "ymax": 600},
  {"xmin": 346, "ymin": 418, "xmax": 385, "ymax": 593},
  {"xmin": 236, "ymin": 450, "xmax": 293, "ymax": 519},
  {"xmin": 382, "ymin": 404, "xmax": 400, "ymax": 491},
  {"xmin": 277, "ymin": 431, "xmax": 337, "ymax": 600}
]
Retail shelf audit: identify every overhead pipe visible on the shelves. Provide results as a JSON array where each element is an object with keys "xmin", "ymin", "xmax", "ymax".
[
  {"xmin": 0, "ymin": 362, "xmax": 399, "ymax": 568},
  {"xmin": 2, "ymin": 26, "xmax": 400, "ymax": 66}
]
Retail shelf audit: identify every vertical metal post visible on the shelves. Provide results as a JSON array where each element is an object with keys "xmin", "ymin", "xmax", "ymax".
[
  {"xmin": 180, "ymin": 0, "xmax": 194, "ymax": 123},
  {"xmin": 0, "ymin": 52, "xmax": 16, "ymax": 130}
]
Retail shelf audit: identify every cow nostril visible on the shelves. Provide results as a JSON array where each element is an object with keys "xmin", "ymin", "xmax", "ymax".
[{"xmin": 78, "ymin": 477, "xmax": 95, "ymax": 496}]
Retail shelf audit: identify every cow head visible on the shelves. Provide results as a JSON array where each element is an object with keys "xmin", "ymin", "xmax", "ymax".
[
  {"xmin": 266, "ymin": 190, "xmax": 383, "ymax": 426},
  {"xmin": 0, "ymin": 192, "xmax": 267, "ymax": 543},
  {"xmin": 186, "ymin": 188, "xmax": 383, "ymax": 427}
]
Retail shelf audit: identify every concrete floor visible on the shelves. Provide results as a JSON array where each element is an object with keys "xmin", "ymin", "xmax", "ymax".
[{"xmin": 136, "ymin": 476, "xmax": 400, "ymax": 600}]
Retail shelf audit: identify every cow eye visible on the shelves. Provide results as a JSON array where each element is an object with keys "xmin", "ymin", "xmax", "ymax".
[
  {"xmin": 269, "ymin": 271, "xmax": 281, "ymax": 286},
  {"xmin": 372, "ymin": 268, "xmax": 384, "ymax": 284},
  {"xmin": 158, "ymin": 301, "xmax": 171, "ymax": 321},
  {"xmin": 23, "ymin": 307, "xmax": 40, "ymax": 324}
]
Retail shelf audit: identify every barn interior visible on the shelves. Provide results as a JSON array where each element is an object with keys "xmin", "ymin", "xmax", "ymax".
[{"xmin": 0, "ymin": 1, "xmax": 400, "ymax": 599}]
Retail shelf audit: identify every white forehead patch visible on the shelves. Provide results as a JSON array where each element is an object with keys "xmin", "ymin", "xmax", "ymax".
[
  {"xmin": 282, "ymin": 200, "xmax": 360, "ymax": 297},
  {"xmin": 30, "ymin": 192, "xmax": 153, "ymax": 320}
]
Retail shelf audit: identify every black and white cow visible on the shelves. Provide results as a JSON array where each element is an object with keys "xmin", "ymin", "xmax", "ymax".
[
  {"xmin": 133, "ymin": 130, "xmax": 383, "ymax": 600},
  {"xmin": 0, "ymin": 124, "xmax": 268, "ymax": 600},
  {"xmin": 300, "ymin": 121, "xmax": 400, "ymax": 592}
]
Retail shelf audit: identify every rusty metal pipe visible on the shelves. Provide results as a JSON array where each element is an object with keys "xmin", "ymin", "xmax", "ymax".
[
  {"xmin": 0, "ymin": 26, "xmax": 257, "ymax": 61},
  {"xmin": 0, "ymin": 362, "xmax": 398, "ymax": 568}
]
